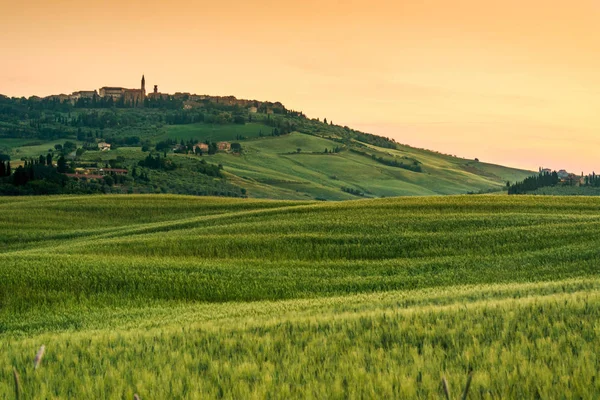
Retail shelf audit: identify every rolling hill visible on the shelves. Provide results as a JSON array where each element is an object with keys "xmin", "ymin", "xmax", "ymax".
[{"xmin": 0, "ymin": 94, "xmax": 533, "ymax": 199}]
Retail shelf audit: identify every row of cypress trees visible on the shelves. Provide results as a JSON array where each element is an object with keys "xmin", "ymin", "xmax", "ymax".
[{"xmin": 0, "ymin": 161, "xmax": 11, "ymax": 177}]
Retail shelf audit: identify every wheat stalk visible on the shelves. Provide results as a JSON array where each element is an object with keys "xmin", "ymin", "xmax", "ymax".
[
  {"xmin": 460, "ymin": 371, "xmax": 473, "ymax": 400},
  {"xmin": 34, "ymin": 345, "xmax": 46, "ymax": 370},
  {"xmin": 134, "ymin": 394, "xmax": 141, "ymax": 400},
  {"xmin": 441, "ymin": 376, "xmax": 451, "ymax": 400},
  {"xmin": 13, "ymin": 367, "xmax": 21, "ymax": 400},
  {"xmin": 441, "ymin": 371, "xmax": 473, "ymax": 400}
]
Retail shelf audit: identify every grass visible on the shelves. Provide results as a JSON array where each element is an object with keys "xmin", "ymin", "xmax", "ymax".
[
  {"xmin": 206, "ymin": 132, "xmax": 533, "ymax": 199},
  {"xmin": 1, "ymin": 194, "xmax": 599, "ymax": 398},
  {"xmin": 0, "ymin": 139, "xmax": 82, "ymax": 159}
]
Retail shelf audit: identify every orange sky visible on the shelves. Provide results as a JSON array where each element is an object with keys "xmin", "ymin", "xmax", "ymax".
[{"xmin": 2, "ymin": 0, "xmax": 600, "ymax": 172}]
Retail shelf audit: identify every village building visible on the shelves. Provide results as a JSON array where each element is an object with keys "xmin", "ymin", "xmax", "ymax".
[
  {"xmin": 147, "ymin": 85, "xmax": 169, "ymax": 100},
  {"xmin": 173, "ymin": 92, "xmax": 191, "ymax": 100},
  {"xmin": 248, "ymin": 106, "xmax": 258, "ymax": 113},
  {"xmin": 47, "ymin": 94, "xmax": 70, "ymax": 102},
  {"xmin": 70, "ymin": 90, "xmax": 98, "ymax": 101},
  {"xmin": 99, "ymin": 87, "xmax": 126, "ymax": 99}
]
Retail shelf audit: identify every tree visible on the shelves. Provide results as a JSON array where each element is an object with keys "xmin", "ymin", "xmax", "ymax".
[
  {"xmin": 103, "ymin": 175, "xmax": 114, "ymax": 186},
  {"xmin": 46, "ymin": 154, "xmax": 52, "ymax": 166},
  {"xmin": 12, "ymin": 166, "xmax": 29, "ymax": 186},
  {"xmin": 39, "ymin": 155, "xmax": 46, "ymax": 165},
  {"xmin": 296, "ymin": 148, "xmax": 302, "ymax": 153},
  {"xmin": 57, "ymin": 156, "xmax": 67, "ymax": 173},
  {"xmin": 230, "ymin": 143, "xmax": 242, "ymax": 153},
  {"xmin": 54, "ymin": 144, "xmax": 63, "ymax": 151},
  {"xmin": 63, "ymin": 141, "xmax": 77, "ymax": 154},
  {"xmin": 0, "ymin": 161, "xmax": 5, "ymax": 177},
  {"xmin": 6, "ymin": 161, "xmax": 10, "ymax": 176}
]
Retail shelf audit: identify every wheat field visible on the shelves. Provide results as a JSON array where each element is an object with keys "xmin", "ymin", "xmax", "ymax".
[{"xmin": 1, "ymin": 195, "xmax": 599, "ymax": 398}]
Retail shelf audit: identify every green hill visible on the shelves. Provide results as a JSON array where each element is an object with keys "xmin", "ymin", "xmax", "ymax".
[
  {"xmin": 1, "ymin": 195, "xmax": 599, "ymax": 398},
  {"xmin": 0, "ymin": 95, "xmax": 533, "ymax": 199}
]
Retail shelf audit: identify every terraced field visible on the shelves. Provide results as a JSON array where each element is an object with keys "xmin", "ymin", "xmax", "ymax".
[{"xmin": 1, "ymin": 195, "xmax": 599, "ymax": 398}]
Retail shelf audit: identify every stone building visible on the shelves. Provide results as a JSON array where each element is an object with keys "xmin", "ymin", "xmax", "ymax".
[
  {"xmin": 70, "ymin": 90, "xmax": 98, "ymax": 101},
  {"xmin": 99, "ymin": 75, "xmax": 146, "ymax": 105},
  {"xmin": 147, "ymin": 85, "xmax": 169, "ymax": 100},
  {"xmin": 99, "ymin": 87, "xmax": 126, "ymax": 98}
]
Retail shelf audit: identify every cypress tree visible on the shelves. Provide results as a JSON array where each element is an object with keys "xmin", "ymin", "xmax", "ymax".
[{"xmin": 57, "ymin": 156, "xmax": 67, "ymax": 173}]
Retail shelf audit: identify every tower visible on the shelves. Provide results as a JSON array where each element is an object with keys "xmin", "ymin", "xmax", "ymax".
[{"xmin": 141, "ymin": 75, "xmax": 146, "ymax": 97}]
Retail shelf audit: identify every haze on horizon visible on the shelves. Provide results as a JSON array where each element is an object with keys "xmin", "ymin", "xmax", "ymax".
[{"xmin": 2, "ymin": 0, "xmax": 599, "ymax": 173}]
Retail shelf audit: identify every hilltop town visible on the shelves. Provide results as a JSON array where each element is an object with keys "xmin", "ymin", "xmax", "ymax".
[{"xmin": 42, "ymin": 75, "xmax": 286, "ymax": 113}]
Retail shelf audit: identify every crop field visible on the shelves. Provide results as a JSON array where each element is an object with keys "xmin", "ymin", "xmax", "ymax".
[{"xmin": 1, "ymin": 195, "xmax": 600, "ymax": 398}]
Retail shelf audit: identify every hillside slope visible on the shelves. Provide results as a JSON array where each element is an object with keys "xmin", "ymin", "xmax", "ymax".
[
  {"xmin": 0, "ymin": 96, "xmax": 534, "ymax": 199},
  {"xmin": 206, "ymin": 131, "xmax": 532, "ymax": 199}
]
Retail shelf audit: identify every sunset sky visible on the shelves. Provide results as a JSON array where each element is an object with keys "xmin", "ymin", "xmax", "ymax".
[{"xmin": 2, "ymin": 0, "xmax": 600, "ymax": 172}]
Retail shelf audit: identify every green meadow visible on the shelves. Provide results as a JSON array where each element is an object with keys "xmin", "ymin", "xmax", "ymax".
[{"xmin": 1, "ymin": 195, "xmax": 599, "ymax": 398}]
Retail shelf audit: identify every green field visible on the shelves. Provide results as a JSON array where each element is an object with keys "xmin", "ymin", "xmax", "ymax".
[{"xmin": 1, "ymin": 195, "xmax": 599, "ymax": 398}]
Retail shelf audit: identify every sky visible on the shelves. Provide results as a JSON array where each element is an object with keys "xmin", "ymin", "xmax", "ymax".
[{"xmin": 1, "ymin": 0, "xmax": 600, "ymax": 172}]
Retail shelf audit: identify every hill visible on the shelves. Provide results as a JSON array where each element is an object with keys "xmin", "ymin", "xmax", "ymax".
[
  {"xmin": 1, "ymin": 195, "xmax": 599, "ymax": 398},
  {"xmin": 0, "ymin": 95, "xmax": 533, "ymax": 199}
]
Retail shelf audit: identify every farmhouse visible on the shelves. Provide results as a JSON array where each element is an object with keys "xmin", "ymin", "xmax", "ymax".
[
  {"xmin": 98, "ymin": 142, "xmax": 111, "ymax": 151},
  {"xmin": 193, "ymin": 143, "xmax": 209, "ymax": 152},
  {"xmin": 217, "ymin": 141, "xmax": 231, "ymax": 151}
]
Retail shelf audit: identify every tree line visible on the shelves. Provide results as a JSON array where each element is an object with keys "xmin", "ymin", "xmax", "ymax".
[
  {"xmin": 508, "ymin": 171, "xmax": 559, "ymax": 194},
  {"xmin": 349, "ymin": 149, "xmax": 422, "ymax": 172}
]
